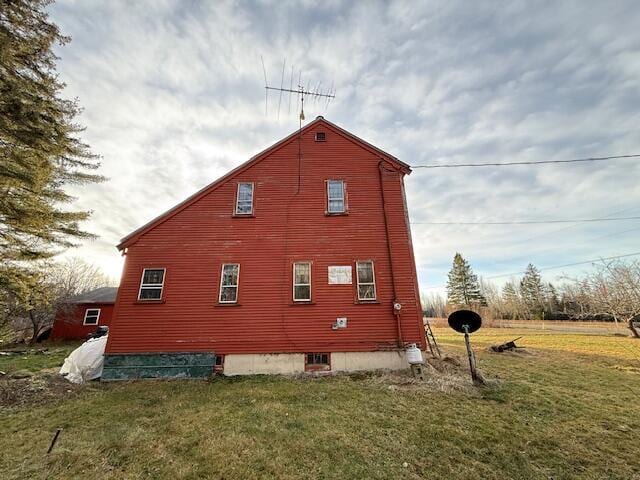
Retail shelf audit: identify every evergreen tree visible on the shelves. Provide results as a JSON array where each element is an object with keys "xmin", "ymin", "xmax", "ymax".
[
  {"xmin": 0, "ymin": 1, "xmax": 103, "ymax": 297},
  {"xmin": 502, "ymin": 280, "xmax": 521, "ymax": 319},
  {"xmin": 520, "ymin": 263, "xmax": 544, "ymax": 317},
  {"xmin": 544, "ymin": 282, "xmax": 561, "ymax": 313},
  {"xmin": 446, "ymin": 253, "xmax": 485, "ymax": 306}
]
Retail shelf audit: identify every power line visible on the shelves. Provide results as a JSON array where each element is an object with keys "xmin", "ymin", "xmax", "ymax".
[
  {"xmin": 421, "ymin": 251, "xmax": 640, "ymax": 289},
  {"xmin": 411, "ymin": 154, "xmax": 640, "ymax": 169},
  {"xmin": 411, "ymin": 216, "xmax": 640, "ymax": 225},
  {"xmin": 484, "ymin": 252, "xmax": 640, "ymax": 279}
]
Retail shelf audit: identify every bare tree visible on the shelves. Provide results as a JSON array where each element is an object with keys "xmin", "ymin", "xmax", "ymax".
[
  {"xmin": 421, "ymin": 292, "xmax": 447, "ymax": 318},
  {"xmin": 564, "ymin": 260, "xmax": 640, "ymax": 337},
  {"xmin": 6, "ymin": 258, "xmax": 114, "ymax": 343}
]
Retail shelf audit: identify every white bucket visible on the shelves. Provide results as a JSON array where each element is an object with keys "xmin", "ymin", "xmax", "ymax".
[{"xmin": 405, "ymin": 343, "xmax": 423, "ymax": 364}]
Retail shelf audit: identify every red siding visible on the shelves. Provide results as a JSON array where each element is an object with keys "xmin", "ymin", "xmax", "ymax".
[
  {"xmin": 51, "ymin": 303, "xmax": 114, "ymax": 340},
  {"xmin": 107, "ymin": 119, "xmax": 425, "ymax": 355}
]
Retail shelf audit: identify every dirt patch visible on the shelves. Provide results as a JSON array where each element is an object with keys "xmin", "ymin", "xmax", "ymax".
[
  {"xmin": 0, "ymin": 372, "xmax": 85, "ymax": 407},
  {"xmin": 358, "ymin": 355, "xmax": 486, "ymax": 395}
]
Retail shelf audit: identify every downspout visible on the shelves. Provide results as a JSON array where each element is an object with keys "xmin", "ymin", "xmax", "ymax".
[{"xmin": 378, "ymin": 160, "xmax": 404, "ymax": 348}]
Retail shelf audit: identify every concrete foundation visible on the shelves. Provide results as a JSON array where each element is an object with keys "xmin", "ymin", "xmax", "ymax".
[
  {"xmin": 224, "ymin": 353, "xmax": 305, "ymax": 375},
  {"xmin": 224, "ymin": 350, "xmax": 412, "ymax": 376}
]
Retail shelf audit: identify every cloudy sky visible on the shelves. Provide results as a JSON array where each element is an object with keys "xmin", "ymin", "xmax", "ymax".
[{"xmin": 49, "ymin": 0, "xmax": 640, "ymax": 295}]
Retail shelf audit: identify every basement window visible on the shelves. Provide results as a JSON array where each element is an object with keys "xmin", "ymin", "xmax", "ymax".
[
  {"xmin": 138, "ymin": 268, "xmax": 165, "ymax": 300},
  {"xmin": 326, "ymin": 180, "xmax": 346, "ymax": 213},
  {"xmin": 305, "ymin": 353, "xmax": 330, "ymax": 371},
  {"xmin": 219, "ymin": 264, "xmax": 240, "ymax": 303},
  {"xmin": 293, "ymin": 262, "xmax": 311, "ymax": 302},
  {"xmin": 83, "ymin": 308, "xmax": 101, "ymax": 325},
  {"xmin": 356, "ymin": 261, "xmax": 377, "ymax": 301},
  {"xmin": 315, "ymin": 132, "xmax": 326, "ymax": 142},
  {"xmin": 235, "ymin": 182, "xmax": 254, "ymax": 215}
]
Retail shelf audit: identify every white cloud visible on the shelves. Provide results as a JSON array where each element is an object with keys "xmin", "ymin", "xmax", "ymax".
[{"xmin": 49, "ymin": 0, "xmax": 640, "ymax": 290}]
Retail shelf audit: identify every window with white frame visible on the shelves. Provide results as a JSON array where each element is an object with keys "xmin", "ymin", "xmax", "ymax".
[
  {"xmin": 356, "ymin": 261, "xmax": 376, "ymax": 300},
  {"xmin": 235, "ymin": 182, "xmax": 254, "ymax": 215},
  {"xmin": 138, "ymin": 268, "xmax": 165, "ymax": 300},
  {"xmin": 219, "ymin": 264, "xmax": 240, "ymax": 303},
  {"xmin": 293, "ymin": 262, "xmax": 311, "ymax": 302},
  {"xmin": 83, "ymin": 308, "xmax": 101, "ymax": 325},
  {"xmin": 326, "ymin": 180, "xmax": 345, "ymax": 213}
]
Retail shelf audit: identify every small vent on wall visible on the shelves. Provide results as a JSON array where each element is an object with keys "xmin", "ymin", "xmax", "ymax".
[{"xmin": 315, "ymin": 132, "xmax": 326, "ymax": 142}]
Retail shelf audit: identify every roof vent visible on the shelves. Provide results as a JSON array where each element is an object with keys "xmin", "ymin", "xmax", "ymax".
[{"xmin": 315, "ymin": 132, "xmax": 326, "ymax": 142}]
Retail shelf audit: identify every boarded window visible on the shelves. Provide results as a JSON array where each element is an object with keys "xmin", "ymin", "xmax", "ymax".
[
  {"xmin": 219, "ymin": 264, "xmax": 240, "ymax": 303},
  {"xmin": 83, "ymin": 308, "xmax": 101, "ymax": 325},
  {"xmin": 356, "ymin": 261, "xmax": 376, "ymax": 301},
  {"xmin": 293, "ymin": 262, "xmax": 311, "ymax": 301},
  {"xmin": 138, "ymin": 268, "xmax": 165, "ymax": 300},
  {"xmin": 235, "ymin": 182, "xmax": 254, "ymax": 215},
  {"xmin": 326, "ymin": 180, "xmax": 345, "ymax": 213}
]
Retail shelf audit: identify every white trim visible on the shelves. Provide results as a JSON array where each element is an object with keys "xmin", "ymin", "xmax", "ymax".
[
  {"xmin": 219, "ymin": 263, "xmax": 240, "ymax": 303},
  {"xmin": 235, "ymin": 182, "xmax": 254, "ymax": 215},
  {"xmin": 293, "ymin": 262, "xmax": 312, "ymax": 302},
  {"xmin": 83, "ymin": 308, "xmax": 101, "ymax": 326},
  {"xmin": 138, "ymin": 268, "xmax": 166, "ymax": 300},
  {"xmin": 356, "ymin": 260, "xmax": 377, "ymax": 301},
  {"xmin": 327, "ymin": 179, "xmax": 345, "ymax": 213}
]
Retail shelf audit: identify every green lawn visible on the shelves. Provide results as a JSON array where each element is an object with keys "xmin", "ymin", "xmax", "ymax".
[
  {"xmin": 0, "ymin": 342, "xmax": 80, "ymax": 374},
  {"xmin": 1, "ymin": 330, "xmax": 639, "ymax": 479}
]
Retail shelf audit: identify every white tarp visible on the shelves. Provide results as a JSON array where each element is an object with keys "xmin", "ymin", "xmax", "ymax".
[{"xmin": 60, "ymin": 335, "xmax": 108, "ymax": 384}]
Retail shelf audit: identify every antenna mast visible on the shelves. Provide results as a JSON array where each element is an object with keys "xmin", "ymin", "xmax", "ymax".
[{"xmin": 261, "ymin": 57, "xmax": 336, "ymax": 126}]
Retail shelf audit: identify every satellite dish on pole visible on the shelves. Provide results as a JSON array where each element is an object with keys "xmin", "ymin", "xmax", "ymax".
[
  {"xmin": 447, "ymin": 310, "xmax": 484, "ymax": 385},
  {"xmin": 448, "ymin": 309, "xmax": 482, "ymax": 334}
]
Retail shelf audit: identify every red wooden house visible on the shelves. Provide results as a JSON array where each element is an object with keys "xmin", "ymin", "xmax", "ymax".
[
  {"xmin": 103, "ymin": 117, "xmax": 425, "ymax": 379},
  {"xmin": 51, "ymin": 287, "xmax": 117, "ymax": 340}
]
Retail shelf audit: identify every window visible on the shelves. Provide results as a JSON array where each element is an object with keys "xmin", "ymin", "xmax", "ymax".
[
  {"xmin": 327, "ymin": 180, "xmax": 345, "ymax": 213},
  {"xmin": 235, "ymin": 182, "xmax": 254, "ymax": 215},
  {"xmin": 315, "ymin": 132, "xmax": 326, "ymax": 142},
  {"xmin": 356, "ymin": 261, "xmax": 376, "ymax": 301},
  {"xmin": 138, "ymin": 268, "xmax": 165, "ymax": 300},
  {"xmin": 305, "ymin": 352, "xmax": 330, "ymax": 371},
  {"xmin": 219, "ymin": 264, "xmax": 240, "ymax": 303},
  {"xmin": 83, "ymin": 308, "xmax": 101, "ymax": 325},
  {"xmin": 293, "ymin": 262, "xmax": 311, "ymax": 302}
]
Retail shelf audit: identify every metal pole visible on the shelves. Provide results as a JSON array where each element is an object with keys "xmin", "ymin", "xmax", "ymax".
[{"xmin": 47, "ymin": 428, "xmax": 62, "ymax": 454}]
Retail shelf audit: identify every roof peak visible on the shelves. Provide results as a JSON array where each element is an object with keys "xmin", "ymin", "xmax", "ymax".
[{"xmin": 117, "ymin": 118, "xmax": 409, "ymax": 250}]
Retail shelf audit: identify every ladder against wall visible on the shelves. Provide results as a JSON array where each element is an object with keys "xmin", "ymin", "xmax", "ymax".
[{"xmin": 425, "ymin": 319, "xmax": 441, "ymax": 358}]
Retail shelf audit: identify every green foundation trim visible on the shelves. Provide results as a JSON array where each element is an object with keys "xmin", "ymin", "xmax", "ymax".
[{"xmin": 102, "ymin": 352, "xmax": 216, "ymax": 381}]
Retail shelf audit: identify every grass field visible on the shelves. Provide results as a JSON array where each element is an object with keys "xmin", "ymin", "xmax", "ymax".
[{"xmin": 1, "ymin": 329, "xmax": 639, "ymax": 479}]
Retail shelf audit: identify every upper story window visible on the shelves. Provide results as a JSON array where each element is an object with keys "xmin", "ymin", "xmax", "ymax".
[
  {"xmin": 138, "ymin": 268, "xmax": 165, "ymax": 300},
  {"xmin": 235, "ymin": 182, "xmax": 254, "ymax": 215},
  {"xmin": 356, "ymin": 261, "xmax": 376, "ymax": 301},
  {"xmin": 293, "ymin": 262, "xmax": 311, "ymax": 302},
  {"xmin": 327, "ymin": 180, "xmax": 345, "ymax": 214},
  {"xmin": 315, "ymin": 132, "xmax": 326, "ymax": 142},
  {"xmin": 219, "ymin": 263, "xmax": 240, "ymax": 303},
  {"xmin": 83, "ymin": 308, "xmax": 101, "ymax": 325}
]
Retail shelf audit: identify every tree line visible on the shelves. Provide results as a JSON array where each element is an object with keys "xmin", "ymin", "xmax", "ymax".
[{"xmin": 424, "ymin": 253, "xmax": 640, "ymax": 338}]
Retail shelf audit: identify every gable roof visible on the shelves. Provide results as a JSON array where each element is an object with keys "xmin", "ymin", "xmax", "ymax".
[
  {"xmin": 69, "ymin": 287, "xmax": 118, "ymax": 304},
  {"xmin": 117, "ymin": 117, "xmax": 410, "ymax": 250}
]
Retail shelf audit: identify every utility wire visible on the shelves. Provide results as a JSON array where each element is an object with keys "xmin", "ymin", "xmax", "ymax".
[
  {"xmin": 411, "ymin": 154, "xmax": 640, "ymax": 169},
  {"xmin": 421, "ymin": 251, "xmax": 640, "ymax": 289},
  {"xmin": 411, "ymin": 216, "xmax": 640, "ymax": 225}
]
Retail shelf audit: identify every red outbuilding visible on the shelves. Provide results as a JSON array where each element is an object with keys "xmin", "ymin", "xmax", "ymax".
[
  {"xmin": 103, "ymin": 117, "xmax": 426, "ymax": 379},
  {"xmin": 51, "ymin": 287, "xmax": 117, "ymax": 340}
]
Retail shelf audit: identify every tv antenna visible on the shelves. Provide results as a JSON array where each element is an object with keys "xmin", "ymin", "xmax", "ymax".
[{"xmin": 261, "ymin": 56, "xmax": 336, "ymax": 126}]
